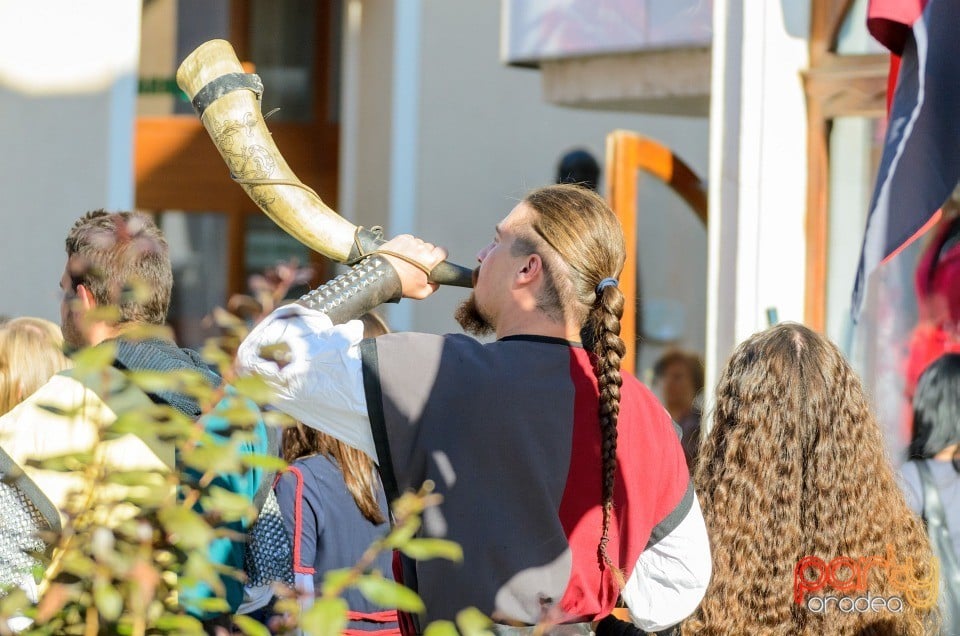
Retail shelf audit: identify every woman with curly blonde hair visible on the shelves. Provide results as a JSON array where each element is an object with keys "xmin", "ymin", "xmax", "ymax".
[
  {"xmin": 0, "ymin": 317, "xmax": 71, "ymax": 416},
  {"xmin": 683, "ymin": 323, "xmax": 937, "ymax": 635}
]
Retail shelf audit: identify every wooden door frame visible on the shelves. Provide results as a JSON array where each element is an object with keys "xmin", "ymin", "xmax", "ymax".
[
  {"xmin": 135, "ymin": 0, "xmax": 339, "ymax": 298},
  {"xmin": 604, "ymin": 130, "xmax": 708, "ymax": 375},
  {"xmin": 802, "ymin": 0, "xmax": 887, "ymax": 331}
]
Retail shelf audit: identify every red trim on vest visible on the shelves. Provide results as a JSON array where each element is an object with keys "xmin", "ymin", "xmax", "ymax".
[
  {"xmin": 347, "ymin": 610, "xmax": 400, "ymax": 622},
  {"xmin": 345, "ymin": 608, "xmax": 402, "ymax": 635},
  {"xmin": 286, "ymin": 466, "xmax": 316, "ymax": 575},
  {"xmin": 556, "ymin": 348, "xmax": 690, "ymax": 620}
]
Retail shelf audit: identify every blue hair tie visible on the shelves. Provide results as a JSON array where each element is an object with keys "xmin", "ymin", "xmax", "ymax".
[{"xmin": 595, "ymin": 277, "xmax": 618, "ymax": 294}]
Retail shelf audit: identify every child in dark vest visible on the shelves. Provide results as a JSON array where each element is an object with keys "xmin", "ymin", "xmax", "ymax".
[
  {"xmin": 277, "ymin": 312, "xmax": 399, "ymax": 635},
  {"xmin": 277, "ymin": 424, "xmax": 398, "ymax": 634}
]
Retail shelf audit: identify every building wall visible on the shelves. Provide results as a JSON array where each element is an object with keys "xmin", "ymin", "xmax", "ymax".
[
  {"xmin": 339, "ymin": 0, "xmax": 395, "ymax": 262},
  {"xmin": 706, "ymin": 0, "xmax": 810, "ymax": 401},
  {"xmin": 343, "ymin": 0, "xmax": 710, "ymax": 369},
  {"xmin": 0, "ymin": 1, "xmax": 140, "ymax": 323}
]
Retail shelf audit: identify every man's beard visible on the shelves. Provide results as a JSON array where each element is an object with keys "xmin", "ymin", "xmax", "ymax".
[
  {"xmin": 454, "ymin": 293, "xmax": 494, "ymax": 337},
  {"xmin": 61, "ymin": 314, "xmax": 84, "ymax": 352}
]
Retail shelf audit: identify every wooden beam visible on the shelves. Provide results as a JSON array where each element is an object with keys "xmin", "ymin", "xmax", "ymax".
[
  {"xmin": 135, "ymin": 117, "xmax": 338, "ymax": 212},
  {"xmin": 607, "ymin": 132, "xmax": 640, "ymax": 375},
  {"xmin": 810, "ymin": 0, "xmax": 857, "ymax": 66},
  {"xmin": 803, "ymin": 0, "xmax": 887, "ymax": 332},
  {"xmin": 605, "ymin": 130, "xmax": 709, "ymax": 374},
  {"xmin": 804, "ymin": 101, "xmax": 830, "ymax": 332},
  {"xmin": 803, "ymin": 54, "xmax": 888, "ymax": 118},
  {"xmin": 229, "ymin": 0, "xmax": 252, "ymax": 61}
]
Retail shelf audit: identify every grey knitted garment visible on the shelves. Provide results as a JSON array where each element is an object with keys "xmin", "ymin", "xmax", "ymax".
[
  {"xmin": 0, "ymin": 481, "xmax": 47, "ymax": 595},
  {"xmin": 113, "ymin": 338, "xmax": 221, "ymax": 418}
]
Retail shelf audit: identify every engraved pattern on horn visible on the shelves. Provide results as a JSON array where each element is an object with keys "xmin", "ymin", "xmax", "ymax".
[{"xmin": 211, "ymin": 114, "xmax": 278, "ymax": 207}]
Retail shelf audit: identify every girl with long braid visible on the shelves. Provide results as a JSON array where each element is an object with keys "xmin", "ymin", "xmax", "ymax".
[{"xmin": 239, "ymin": 184, "xmax": 710, "ymax": 634}]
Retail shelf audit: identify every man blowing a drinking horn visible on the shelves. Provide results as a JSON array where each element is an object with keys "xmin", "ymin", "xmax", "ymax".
[{"xmin": 237, "ymin": 184, "xmax": 711, "ymax": 634}]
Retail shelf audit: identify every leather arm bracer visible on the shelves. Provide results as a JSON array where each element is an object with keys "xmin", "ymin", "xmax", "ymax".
[{"xmin": 297, "ymin": 255, "xmax": 402, "ymax": 325}]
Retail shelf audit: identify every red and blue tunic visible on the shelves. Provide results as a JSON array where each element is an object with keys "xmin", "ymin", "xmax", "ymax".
[
  {"xmin": 238, "ymin": 306, "xmax": 711, "ymax": 634},
  {"xmin": 361, "ymin": 333, "xmax": 695, "ymax": 628}
]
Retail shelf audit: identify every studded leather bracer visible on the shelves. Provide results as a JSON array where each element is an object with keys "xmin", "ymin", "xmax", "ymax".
[{"xmin": 297, "ymin": 255, "xmax": 402, "ymax": 325}]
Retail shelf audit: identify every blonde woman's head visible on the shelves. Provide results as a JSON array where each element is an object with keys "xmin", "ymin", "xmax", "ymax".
[{"xmin": 0, "ymin": 317, "xmax": 71, "ymax": 415}]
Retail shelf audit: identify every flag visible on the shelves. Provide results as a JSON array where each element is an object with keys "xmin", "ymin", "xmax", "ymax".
[
  {"xmin": 851, "ymin": 0, "xmax": 960, "ymax": 321},
  {"xmin": 867, "ymin": 0, "xmax": 925, "ymax": 55}
]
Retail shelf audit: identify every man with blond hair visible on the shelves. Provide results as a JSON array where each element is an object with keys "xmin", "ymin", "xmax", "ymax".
[{"xmin": 239, "ymin": 185, "xmax": 711, "ymax": 634}]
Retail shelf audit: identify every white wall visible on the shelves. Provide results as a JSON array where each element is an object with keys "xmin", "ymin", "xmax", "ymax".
[
  {"xmin": 340, "ymin": 0, "xmax": 709, "ymax": 337},
  {"xmin": 706, "ymin": 0, "xmax": 810, "ymax": 401},
  {"xmin": 0, "ymin": 1, "xmax": 140, "ymax": 322},
  {"xmin": 339, "ymin": 0, "xmax": 395, "ymax": 255}
]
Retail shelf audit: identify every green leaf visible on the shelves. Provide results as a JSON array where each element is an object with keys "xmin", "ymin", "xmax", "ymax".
[
  {"xmin": 153, "ymin": 614, "xmax": 206, "ymax": 634},
  {"xmin": 262, "ymin": 409, "xmax": 295, "ymax": 428},
  {"xmin": 59, "ymin": 551, "xmax": 98, "ymax": 580},
  {"xmin": 200, "ymin": 486, "xmax": 257, "ymax": 523},
  {"xmin": 240, "ymin": 452, "xmax": 288, "ymax": 472},
  {"xmin": 201, "ymin": 340, "xmax": 234, "ymax": 370},
  {"xmin": 25, "ymin": 452, "xmax": 94, "ymax": 472},
  {"xmin": 124, "ymin": 483, "xmax": 174, "ymax": 508},
  {"xmin": 300, "ymin": 597, "xmax": 348, "ymax": 636},
  {"xmin": 86, "ymin": 304, "xmax": 122, "ymax": 324},
  {"xmin": 180, "ymin": 443, "xmax": 244, "ymax": 475},
  {"xmin": 71, "ymin": 341, "xmax": 118, "ymax": 371},
  {"xmin": 384, "ymin": 517, "xmax": 421, "ymax": 549},
  {"xmin": 212, "ymin": 306, "xmax": 246, "ymax": 330},
  {"xmin": 272, "ymin": 597, "xmax": 299, "ymax": 617},
  {"xmin": 423, "ymin": 620, "xmax": 460, "ymax": 636},
  {"xmin": 121, "ymin": 323, "xmax": 175, "ymax": 342},
  {"xmin": 258, "ymin": 342, "xmax": 293, "ymax": 367},
  {"xmin": 187, "ymin": 596, "xmax": 231, "ymax": 613},
  {"xmin": 356, "ymin": 574, "xmax": 425, "ymax": 613},
  {"xmin": 158, "ymin": 507, "xmax": 214, "ymax": 550},
  {"xmin": 0, "ymin": 588, "xmax": 31, "ymax": 620},
  {"xmin": 127, "ymin": 370, "xmax": 185, "ymax": 394},
  {"xmin": 232, "ymin": 614, "xmax": 272, "ymax": 636},
  {"xmin": 178, "ymin": 368, "xmax": 221, "ymax": 391},
  {"xmin": 232, "ymin": 375, "xmax": 275, "ymax": 404},
  {"xmin": 179, "ymin": 554, "xmax": 225, "ymax": 597},
  {"xmin": 105, "ymin": 470, "xmax": 169, "ymax": 487},
  {"xmin": 399, "ymin": 538, "xmax": 463, "ymax": 563},
  {"xmin": 456, "ymin": 607, "xmax": 494, "ymax": 636},
  {"xmin": 319, "ymin": 568, "xmax": 355, "ymax": 597},
  {"xmin": 108, "ymin": 410, "xmax": 161, "ymax": 437},
  {"xmin": 34, "ymin": 402, "xmax": 83, "ymax": 418},
  {"xmin": 209, "ymin": 405, "xmax": 263, "ymax": 428},
  {"xmin": 93, "ymin": 581, "xmax": 123, "ymax": 621}
]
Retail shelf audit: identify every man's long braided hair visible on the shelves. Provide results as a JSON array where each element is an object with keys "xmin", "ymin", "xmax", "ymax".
[{"xmin": 522, "ymin": 184, "xmax": 627, "ymax": 583}]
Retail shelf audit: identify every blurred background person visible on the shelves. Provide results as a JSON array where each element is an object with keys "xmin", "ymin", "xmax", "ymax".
[
  {"xmin": 900, "ymin": 353, "xmax": 960, "ymax": 632},
  {"xmin": 0, "ymin": 317, "xmax": 70, "ymax": 416},
  {"xmin": 683, "ymin": 323, "xmax": 936, "ymax": 635},
  {"xmin": 556, "ymin": 148, "xmax": 601, "ymax": 192},
  {"xmin": 0, "ymin": 317, "xmax": 70, "ymax": 605},
  {"xmin": 653, "ymin": 349, "xmax": 704, "ymax": 475},
  {"xmin": 905, "ymin": 193, "xmax": 960, "ymax": 407}
]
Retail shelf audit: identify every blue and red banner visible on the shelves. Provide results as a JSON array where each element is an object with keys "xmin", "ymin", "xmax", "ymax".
[{"xmin": 852, "ymin": 0, "xmax": 960, "ymax": 320}]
